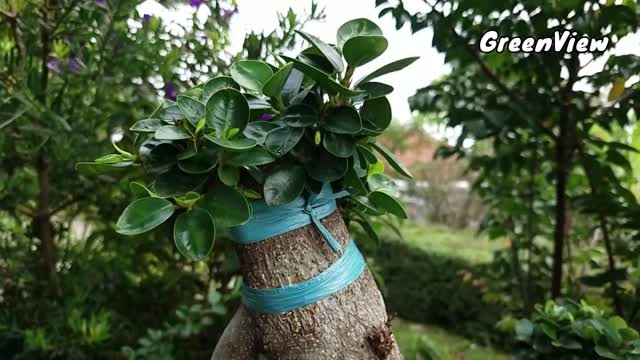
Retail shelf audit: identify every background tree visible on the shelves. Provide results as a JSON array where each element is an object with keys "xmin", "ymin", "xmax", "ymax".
[{"xmin": 379, "ymin": 0, "xmax": 640, "ymax": 318}]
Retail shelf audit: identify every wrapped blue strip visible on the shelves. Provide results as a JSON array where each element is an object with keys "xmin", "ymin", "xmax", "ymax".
[
  {"xmin": 241, "ymin": 240, "xmax": 365, "ymax": 314},
  {"xmin": 231, "ymin": 183, "xmax": 349, "ymax": 253}
]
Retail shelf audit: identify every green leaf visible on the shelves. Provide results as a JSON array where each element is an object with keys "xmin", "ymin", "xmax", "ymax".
[
  {"xmin": 281, "ymin": 105, "xmax": 317, "ymax": 127},
  {"xmin": 324, "ymin": 106, "xmax": 362, "ymax": 134},
  {"xmin": 246, "ymin": 96, "xmax": 272, "ymax": 110},
  {"xmin": 371, "ymin": 142, "xmax": 413, "ymax": 179},
  {"xmin": 323, "ymin": 132, "xmax": 355, "ymax": 158},
  {"xmin": 205, "ymin": 88, "xmax": 249, "ymax": 135},
  {"xmin": 151, "ymin": 167, "xmax": 208, "ymax": 197},
  {"xmin": 176, "ymin": 95, "xmax": 205, "ymax": 127},
  {"xmin": 130, "ymin": 181, "xmax": 160, "ymax": 199},
  {"xmin": 289, "ymin": 58, "xmax": 363, "ymax": 96},
  {"xmin": 354, "ymin": 56, "xmax": 420, "ymax": 86},
  {"xmin": 368, "ymin": 174, "xmax": 395, "ymax": 193},
  {"xmin": 343, "ymin": 36, "xmax": 388, "ymax": 67},
  {"xmin": 295, "ymin": 31, "xmax": 344, "ymax": 73},
  {"xmin": 337, "ymin": 18, "xmax": 383, "ymax": 49},
  {"xmin": 177, "ymin": 146, "xmax": 220, "ymax": 174},
  {"xmin": 281, "ymin": 69, "xmax": 304, "ymax": 104},
  {"xmin": 139, "ymin": 139, "xmax": 178, "ymax": 175},
  {"xmin": 203, "ymin": 76, "xmax": 239, "ymax": 101},
  {"xmin": 230, "ymin": 60, "xmax": 273, "ymax": 92},
  {"xmin": 174, "ymin": 208, "xmax": 215, "ymax": 261},
  {"xmin": 154, "ymin": 125, "xmax": 192, "ymax": 140},
  {"xmin": 265, "ymin": 126, "xmax": 304, "ymax": 156},
  {"xmin": 174, "ymin": 191, "xmax": 201, "ymax": 208},
  {"xmin": 369, "ymin": 191, "xmax": 407, "ymax": 219},
  {"xmin": 159, "ymin": 105, "xmax": 183, "ymax": 123},
  {"xmin": 305, "ymin": 149, "xmax": 349, "ymax": 182},
  {"xmin": 356, "ymin": 82, "xmax": 393, "ymax": 99},
  {"xmin": 217, "ymin": 164, "xmax": 239, "ymax": 186},
  {"xmin": 204, "ymin": 135, "xmax": 257, "ymax": 152},
  {"xmin": 243, "ymin": 121, "xmax": 280, "ymax": 144},
  {"xmin": 515, "ymin": 319, "xmax": 534, "ymax": 339},
  {"xmin": 94, "ymin": 154, "xmax": 128, "ymax": 164},
  {"xmin": 226, "ymin": 147, "xmax": 275, "ymax": 166},
  {"xmin": 116, "ymin": 197, "xmax": 175, "ymax": 235},
  {"xmin": 361, "ymin": 96, "xmax": 392, "ymax": 134},
  {"xmin": 264, "ymin": 166, "xmax": 306, "ymax": 206},
  {"xmin": 199, "ymin": 185, "xmax": 251, "ymax": 227},
  {"xmin": 130, "ymin": 118, "xmax": 164, "ymax": 132},
  {"xmin": 76, "ymin": 161, "xmax": 135, "ymax": 176},
  {"xmin": 262, "ymin": 63, "xmax": 294, "ymax": 97}
]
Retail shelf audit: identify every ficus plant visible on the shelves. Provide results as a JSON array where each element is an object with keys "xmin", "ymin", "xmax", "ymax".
[{"xmin": 78, "ymin": 18, "xmax": 418, "ymax": 261}]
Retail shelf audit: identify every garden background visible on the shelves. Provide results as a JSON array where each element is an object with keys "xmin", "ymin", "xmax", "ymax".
[{"xmin": 1, "ymin": 0, "xmax": 640, "ymax": 358}]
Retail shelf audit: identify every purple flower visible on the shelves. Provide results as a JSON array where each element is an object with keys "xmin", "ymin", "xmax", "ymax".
[
  {"xmin": 142, "ymin": 14, "xmax": 152, "ymax": 23},
  {"xmin": 69, "ymin": 57, "xmax": 83, "ymax": 72},
  {"xmin": 95, "ymin": 0, "xmax": 107, "ymax": 5},
  {"xmin": 190, "ymin": 0, "xmax": 204, "ymax": 8},
  {"xmin": 165, "ymin": 83, "xmax": 177, "ymax": 101},
  {"xmin": 222, "ymin": 5, "xmax": 238, "ymax": 16},
  {"xmin": 47, "ymin": 59, "xmax": 62, "ymax": 74},
  {"xmin": 257, "ymin": 113, "xmax": 274, "ymax": 121}
]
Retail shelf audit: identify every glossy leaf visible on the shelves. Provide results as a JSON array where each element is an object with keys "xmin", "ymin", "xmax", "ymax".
[
  {"xmin": 265, "ymin": 126, "xmax": 304, "ymax": 156},
  {"xmin": 289, "ymin": 58, "xmax": 363, "ymax": 96},
  {"xmin": 174, "ymin": 191, "xmax": 201, "ymax": 208},
  {"xmin": 203, "ymin": 76, "xmax": 239, "ymax": 101},
  {"xmin": 295, "ymin": 31, "xmax": 344, "ymax": 73},
  {"xmin": 176, "ymin": 95, "xmax": 205, "ymax": 127},
  {"xmin": 305, "ymin": 149, "xmax": 349, "ymax": 182},
  {"xmin": 204, "ymin": 135, "xmax": 257, "ymax": 151},
  {"xmin": 262, "ymin": 63, "xmax": 294, "ymax": 97},
  {"xmin": 369, "ymin": 191, "xmax": 407, "ymax": 219},
  {"xmin": 116, "ymin": 197, "xmax": 175, "ymax": 235},
  {"xmin": 177, "ymin": 146, "xmax": 220, "ymax": 174},
  {"xmin": 243, "ymin": 121, "xmax": 280, "ymax": 144},
  {"xmin": 281, "ymin": 105, "xmax": 317, "ymax": 127},
  {"xmin": 230, "ymin": 60, "xmax": 273, "ymax": 92},
  {"xmin": 151, "ymin": 167, "xmax": 208, "ymax": 197},
  {"xmin": 361, "ymin": 96, "xmax": 392, "ymax": 134},
  {"xmin": 76, "ymin": 161, "xmax": 135, "ymax": 176},
  {"xmin": 199, "ymin": 185, "xmax": 251, "ymax": 227},
  {"xmin": 281, "ymin": 68, "xmax": 304, "ymax": 103},
  {"xmin": 354, "ymin": 56, "xmax": 419, "ymax": 86},
  {"xmin": 130, "ymin": 181, "xmax": 160, "ymax": 198},
  {"xmin": 154, "ymin": 125, "xmax": 192, "ymax": 140},
  {"xmin": 324, "ymin": 106, "xmax": 362, "ymax": 134},
  {"xmin": 356, "ymin": 82, "xmax": 394, "ymax": 99},
  {"xmin": 174, "ymin": 207, "xmax": 215, "ymax": 261},
  {"xmin": 139, "ymin": 139, "xmax": 178, "ymax": 175},
  {"xmin": 226, "ymin": 147, "xmax": 275, "ymax": 166},
  {"xmin": 130, "ymin": 118, "xmax": 163, "ymax": 132},
  {"xmin": 371, "ymin": 142, "xmax": 413, "ymax": 179},
  {"xmin": 323, "ymin": 132, "xmax": 355, "ymax": 158},
  {"xmin": 159, "ymin": 105, "xmax": 183, "ymax": 123},
  {"xmin": 217, "ymin": 164, "xmax": 239, "ymax": 186},
  {"xmin": 264, "ymin": 166, "xmax": 306, "ymax": 206},
  {"xmin": 205, "ymin": 88, "xmax": 249, "ymax": 135},
  {"xmin": 343, "ymin": 36, "xmax": 388, "ymax": 67},
  {"xmin": 337, "ymin": 18, "xmax": 383, "ymax": 49}
]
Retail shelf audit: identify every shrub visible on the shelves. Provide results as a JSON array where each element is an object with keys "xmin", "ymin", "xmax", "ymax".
[{"xmin": 514, "ymin": 299, "xmax": 640, "ymax": 359}]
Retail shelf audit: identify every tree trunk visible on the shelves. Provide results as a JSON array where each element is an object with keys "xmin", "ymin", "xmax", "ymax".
[
  {"xmin": 212, "ymin": 210, "xmax": 401, "ymax": 360},
  {"xmin": 35, "ymin": 156, "xmax": 62, "ymax": 299}
]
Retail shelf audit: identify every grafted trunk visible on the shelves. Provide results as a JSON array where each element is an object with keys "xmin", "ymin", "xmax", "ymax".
[{"xmin": 212, "ymin": 210, "xmax": 401, "ymax": 360}]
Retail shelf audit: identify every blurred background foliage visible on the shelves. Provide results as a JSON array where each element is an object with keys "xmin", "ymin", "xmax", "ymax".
[{"xmin": 1, "ymin": 0, "xmax": 640, "ymax": 359}]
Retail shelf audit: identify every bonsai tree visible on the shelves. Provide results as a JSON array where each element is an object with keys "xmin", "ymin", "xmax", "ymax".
[{"xmin": 79, "ymin": 18, "xmax": 417, "ymax": 359}]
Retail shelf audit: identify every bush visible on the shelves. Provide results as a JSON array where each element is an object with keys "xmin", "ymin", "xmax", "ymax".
[{"xmin": 514, "ymin": 299, "xmax": 640, "ymax": 359}]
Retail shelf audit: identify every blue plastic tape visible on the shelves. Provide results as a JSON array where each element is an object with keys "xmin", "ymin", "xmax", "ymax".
[
  {"xmin": 231, "ymin": 183, "xmax": 349, "ymax": 253},
  {"xmin": 241, "ymin": 240, "xmax": 365, "ymax": 314},
  {"xmin": 230, "ymin": 183, "xmax": 365, "ymax": 314}
]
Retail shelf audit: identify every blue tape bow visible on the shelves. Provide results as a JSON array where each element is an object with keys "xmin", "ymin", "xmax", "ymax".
[{"xmin": 231, "ymin": 183, "xmax": 349, "ymax": 253}]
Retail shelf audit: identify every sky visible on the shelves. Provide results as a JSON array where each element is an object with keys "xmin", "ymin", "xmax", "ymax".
[{"xmin": 226, "ymin": 0, "xmax": 449, "ymax": 122}]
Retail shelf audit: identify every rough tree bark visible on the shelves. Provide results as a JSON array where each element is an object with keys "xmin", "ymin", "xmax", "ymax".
[{"xmin": 212, "ymin": 210, "xmax": 401, "ymax": 360}]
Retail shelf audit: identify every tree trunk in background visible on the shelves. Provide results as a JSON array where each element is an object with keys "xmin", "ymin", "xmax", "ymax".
[
  {"xmin": 212, "ymin": 210, "xmax": 401, "ymax": 360},
  {"xmin": 35, "ymin": 156, "xmax": 62, "ymax": 299}
]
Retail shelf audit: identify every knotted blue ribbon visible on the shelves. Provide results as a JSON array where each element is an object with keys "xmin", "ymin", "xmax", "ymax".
[
  {"xmin": 231, "ymin": 183, "xmax": 349, "ymax": 253},
  {"xmin": 230, "ymin": 183, "xmax": 366, "ymax": 314},
  {"xmin": 241, "ymin": 240, "xmax": 365, "ymax": 314}
]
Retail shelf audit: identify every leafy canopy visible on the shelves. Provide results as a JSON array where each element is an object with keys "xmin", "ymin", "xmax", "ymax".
[{"xmin": 81, "ymin": 18, "xmax": 418, "ymax": 261}]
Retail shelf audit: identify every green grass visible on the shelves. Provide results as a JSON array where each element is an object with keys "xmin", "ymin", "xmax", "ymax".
[
  {"xmin": 393, "ymin": 318, "xmax": 511, "ymax": 360},
  {"xmin": 367, "ymin": 222, "xmax": 513, "ymax": 359},
  {"xmin": 397, "ymin": 222, "xmax": 508, "ymax": 264}
]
